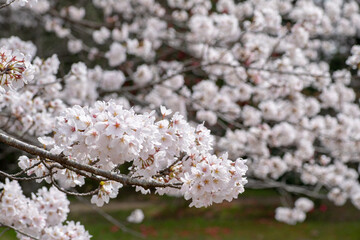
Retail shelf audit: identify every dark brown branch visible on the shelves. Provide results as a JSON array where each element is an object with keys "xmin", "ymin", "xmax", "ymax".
[
  {"xmin": 0, "ymin": 0, "xmax": 15, "ymax": 10},
  {"xmin": 0, "ymin": 131, "xmax": 181, "ymax": 189}
]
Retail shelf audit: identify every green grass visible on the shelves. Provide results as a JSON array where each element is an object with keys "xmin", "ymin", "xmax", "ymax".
[
  {"xmin": 1, "ymin": 195, "xmax": 360, "ymax": 240},
  {"xmin": 69, "ymin": 203, "xmax": 360, "ymax": 240}
]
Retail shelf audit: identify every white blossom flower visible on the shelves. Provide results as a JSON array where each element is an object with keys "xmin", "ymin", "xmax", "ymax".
[
  {"xmin": 295, "ymin": 198, "xmax": 314, "ymax": 212},
  {"xmin": 127, "ymin": 209, "xmax": 144, "ymax": 223},
  {"xmin": 92, "ymin": 27, "xmax": 110, "ymax": 44},
  {"xmin": 0, "ymin": 48, "xmax": 34, "ymax": 91},
  {"xmin": 67, "ymin": 39, "xmax": 83, "ymax": 54},
  {"xmin": 105, "ymin": 42, "xmax": 127, "ymax": 67}
]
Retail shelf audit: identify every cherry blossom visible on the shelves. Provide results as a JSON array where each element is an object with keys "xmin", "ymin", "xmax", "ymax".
[{"xmin": 1, "ymin": 1, "xmax": 360, "ymax": 238}]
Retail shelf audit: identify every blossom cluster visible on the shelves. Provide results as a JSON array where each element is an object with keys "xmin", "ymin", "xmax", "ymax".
[
  {"xmin": 181, "ymin": 153, "xmax": 247, "ymax": 207},
  {"xmin": 127, "ymin": 209, "xmax": 144, "ymax": 224},
  {"xmin": 0, "ymin": 48, "xmax": 33, "ymax": 91},
  {"xmin": 0, "ymin": 178, "xmax": 90, "ymax": 240},
  {"xmin": 347, "ymin": 45, "xmax": 360, "ymax": 75},
  {"xmin": 275, "ymin": 198, "xmax": 314, "ymax": 225},
  {"xmin": 0, "ymin": 37, "xmax": 65, "ymax": 136},
  {"xmin": 0, "ymin": 36, "xmax": 132, "ymax": 137},
  {"xmin": 38, "ymin": 102, "xmax": 247, "ymax": 208}
]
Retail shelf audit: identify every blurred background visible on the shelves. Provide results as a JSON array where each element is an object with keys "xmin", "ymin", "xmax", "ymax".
[{"xmin": 1, "ymin": 187, "xmax": 360, "ymax": 239}]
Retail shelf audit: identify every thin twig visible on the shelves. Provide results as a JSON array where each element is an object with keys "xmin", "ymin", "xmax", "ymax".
[
  {"xmin": 12, "ymin": 160, "xmax": 43, "ymax": 177},
  {"xmin": 0, "ymin": 223, "xmax": 40, "ymax": 240},
  {"xmin": 246, "ymin": 179, "xmax": 326, "ymax": 199},
  {"xmin": 50, "ymin": 173, "xmax": 100, "ymax": 196},
  {"xmin": 0, "ymin": 0, "xmax": 15, "ymax": 10},
  {"xmin": 0, "ymin": 169, "xmax": 51, "ymax": 181},
  {"xmin": 75, "ymin": 196, "xmax": 145, "ymax": 239},
  {"xmin": 0, "ymin": 227, "xmax": 10, "ymax": 238}
]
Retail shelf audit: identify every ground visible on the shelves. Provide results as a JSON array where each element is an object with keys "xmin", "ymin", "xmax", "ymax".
[{"xmin": 1, "ymin": 189, "xmax": 360, "ymax": 239}]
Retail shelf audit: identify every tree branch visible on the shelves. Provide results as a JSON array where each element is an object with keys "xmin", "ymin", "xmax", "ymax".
[
  {"xmin": 246, "ymin": 179, "xmax": 326, "ymax": 199},
  {"xmin": 0, "ymin": 0, "xmax": 15, "ymax": 10},
  {"xmin": 0, "ymin": 131, "xmax": 181, "ymax": 189},
  {"xmin": 0, "ymin": 223, "xmax": 39, "ymax": 240}
]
